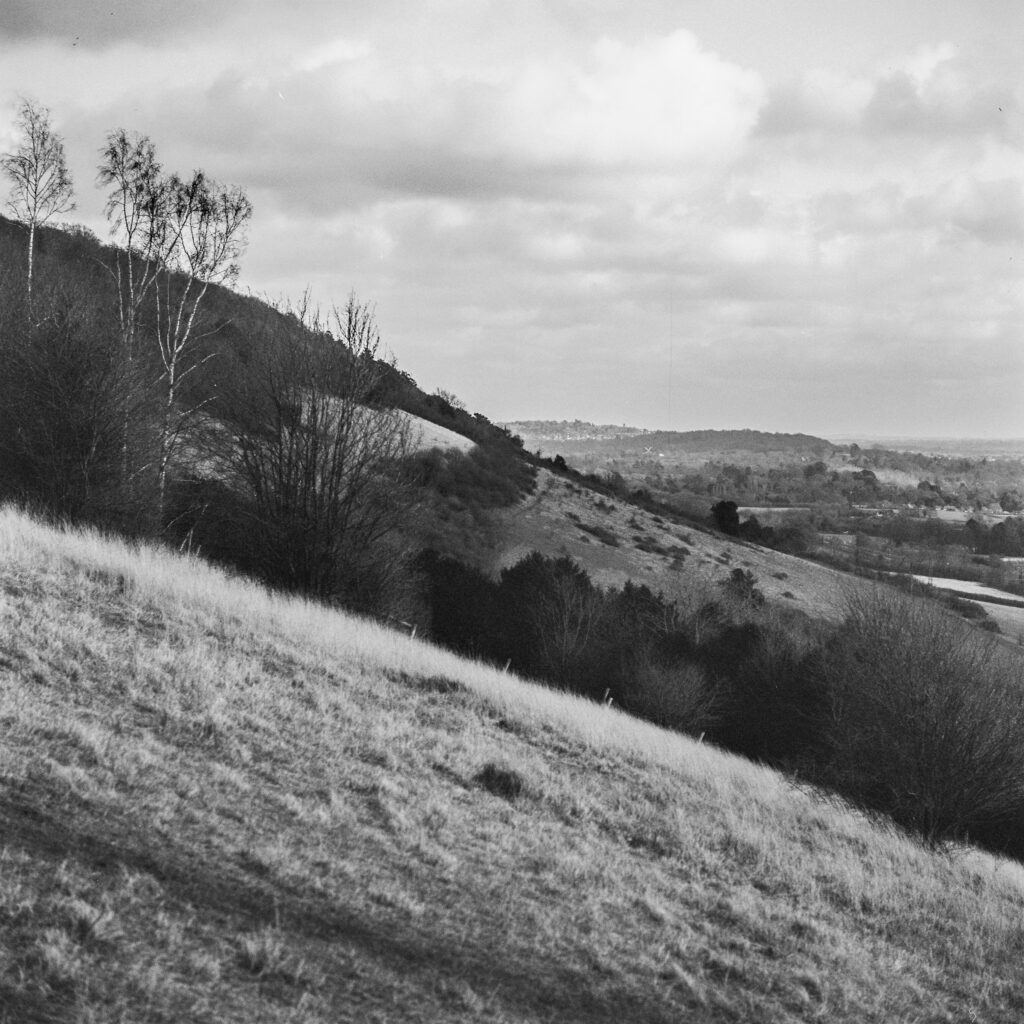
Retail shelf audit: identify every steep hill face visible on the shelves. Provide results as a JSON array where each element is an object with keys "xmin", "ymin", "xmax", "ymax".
[
  {"xmin": 2, "ymin": 507, "xmax": 1023, "ymax": 1022},
  {"xmin": 0, "ymin": 213, "xmax": 504, "ymax": 455}
]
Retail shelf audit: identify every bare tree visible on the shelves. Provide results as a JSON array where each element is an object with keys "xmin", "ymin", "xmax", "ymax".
[
  {"xmin": 98, "ymin": 131, "xmax": 252, "ymax": 521},
  {"xmin": 153, "ymin": 171, "xmax": 251, "ymax": 518},
  {"xmin": 97, "ymin": 129, "xmax": 167, "ymax": 360},
  {"xmin": 819, "ymin": 585, "xmax": 1024, "ymax": 847},
  {"xmin": 1, "ymin": 98, "xmax": 75, "ymax": 299},
  {"xmin": 531, "ymin": 566, "xmax": 606, "ymax": 684},
  {"xmin": 213, "ymin": 295, "xmax": 418, "ymax": 609}
]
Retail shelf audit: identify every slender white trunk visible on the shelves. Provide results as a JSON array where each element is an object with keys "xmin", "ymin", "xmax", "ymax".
[{"xmin": 26, "ymin": 221, "xmax": 35, "ymax": 301}]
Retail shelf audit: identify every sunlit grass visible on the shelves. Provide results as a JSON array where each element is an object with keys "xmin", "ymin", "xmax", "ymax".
[{"xmin": 2, "ymin": 503, "xmax": 1024, "ymax": 1021}]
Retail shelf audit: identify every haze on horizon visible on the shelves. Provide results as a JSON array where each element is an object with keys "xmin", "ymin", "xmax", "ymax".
[{"xmin": 1, "ymin": 1, "xmax": 1021, "ymax": 439}]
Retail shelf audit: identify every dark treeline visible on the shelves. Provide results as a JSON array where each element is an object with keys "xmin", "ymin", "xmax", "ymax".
[
  {"xmin": 868, "ymin": 514, "xmax": 1024, "ymax": 557},
  {"xmin": 811, "ymin": 507, "xmax": 1024, "ymax": 558}
]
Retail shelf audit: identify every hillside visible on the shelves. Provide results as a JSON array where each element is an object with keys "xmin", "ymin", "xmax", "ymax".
[
  {"xmin": 0, "ymin": 212, "xmax": 500, "ymax": 458},
  {"xmin": 489, "ymin": 468, "xmax": 856, "ymax": 618},
  {"xmin": 2, "ymin": 506, "xmax": 1024, "ymax": 1022}
]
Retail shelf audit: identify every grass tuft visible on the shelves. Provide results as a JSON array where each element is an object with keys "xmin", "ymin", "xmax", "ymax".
[{"xmin": 474, "ymin": 761, "xmax": 528, "ymax": 800}]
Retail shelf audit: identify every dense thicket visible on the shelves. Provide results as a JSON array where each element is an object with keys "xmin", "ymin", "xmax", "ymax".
[{"xmin": 0, "ymin": 274, "xmax": 154, "ymax": 529}]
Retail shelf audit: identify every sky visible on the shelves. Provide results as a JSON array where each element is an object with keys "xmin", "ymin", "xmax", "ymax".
[{"xmin": 1, "ymin": 1, "xmax": 1022, "ymax": 439}]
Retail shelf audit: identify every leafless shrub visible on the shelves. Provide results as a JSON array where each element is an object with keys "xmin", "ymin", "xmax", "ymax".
[
  {"xmin": 623, "ymin": 656, "xmax": 719, "ymax": 738},
  {"xmin": 817, "ymin": 585, "xmax": 1024, "ymax": 850}
]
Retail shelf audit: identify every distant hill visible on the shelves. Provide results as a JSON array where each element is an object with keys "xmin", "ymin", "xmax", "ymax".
[
  {"xmin": 505, "ymin": 421, "xmax": 836, "ymax": 460},
  {"xmin": 502, "ymin": 419, "xmax": 651, "ymax": 441}
]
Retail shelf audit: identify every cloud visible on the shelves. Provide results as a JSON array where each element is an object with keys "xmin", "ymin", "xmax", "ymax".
[
  {"xmin": 908, "ymin": 177, "xmax": 1024, "ymax": 244},
  {"xmin": 113, "ymin": 27, "xmax": 764, "ymax": 225},
  {"xmin": 758, "ymin": 47, "xmax": 1019, "ymax": 141},
  {"xmin": 497, "ymin": 31, "xmax": 765, "ymax": 168},
  {"xmin": 862, "ymin": 69, "xmax": 1012, "ymax": 138},
  {"xmin": 0, "ymin": 0, "xmax": 242, "ymax": 45},
  {"xmin": 757, "ymin": 70, "xmax": 873, "ymax": 134}
]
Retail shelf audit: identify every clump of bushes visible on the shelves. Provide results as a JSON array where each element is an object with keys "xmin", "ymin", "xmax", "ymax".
[
  {"xmin": 577, "ymin": 522, "xmax": 620, "ymax": 547},
  {"xmin": 410, "ymin": 443, "xmax": 535, "ymax": 511}
]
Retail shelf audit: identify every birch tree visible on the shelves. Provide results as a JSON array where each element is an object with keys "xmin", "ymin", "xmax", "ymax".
[
  {"xmin": 98, "ymin": 130, "xmax": 252, "ymax": 521},
  {"xmin": 97, "ymin": 129, "xmax": 169, "ymax": 361},
  {"xmin": 1, "ymin": 98, "xmax": 75, "ymax": 299},
  {"xmin": 153, "ymin": 171, "xmax": 252, "ymax": 517}
]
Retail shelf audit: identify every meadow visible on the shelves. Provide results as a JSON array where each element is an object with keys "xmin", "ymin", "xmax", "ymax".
[{"xmin": 2, "ymin": 505, "xmax": 1024, "ymax": 1021}]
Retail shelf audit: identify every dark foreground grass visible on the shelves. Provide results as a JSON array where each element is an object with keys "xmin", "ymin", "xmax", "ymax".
[{"xmin": 2, "ymin": 507, "xmax": 1024, "ymax": 1022}]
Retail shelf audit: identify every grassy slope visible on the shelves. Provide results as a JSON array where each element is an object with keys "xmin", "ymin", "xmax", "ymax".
[
  {"xmin": 404, "ymin": 412, "xmax": 476, "ymax": 454},
  {"xmin": 2, "ymin": 507, "xmax": 1024, "ymax": 1022},
  {"xmin": 491, "ymin": 469, "xmax": 858, "ymax": 618}
]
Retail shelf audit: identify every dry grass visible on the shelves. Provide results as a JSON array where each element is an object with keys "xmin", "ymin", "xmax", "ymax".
[
  {"xmin": 491, "ymin": 469, "xmax": 858, "ymax": 618},
  {"xmin": 404, "ymin": 411, "xmax": 476, "ymax": 454},
  {"xmin": 2, "ymin": 504, "xmax": 1024, "ymax": 1022}
]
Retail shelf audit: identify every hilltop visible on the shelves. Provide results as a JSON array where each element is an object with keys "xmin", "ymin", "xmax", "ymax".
[{"xmin": 2, "ymin": 507, "xmax": 1024, "ymax": 1022}]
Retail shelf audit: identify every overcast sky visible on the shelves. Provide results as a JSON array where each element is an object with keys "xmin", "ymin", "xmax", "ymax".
[{"xmin": 2, "ymin": 1, "xmax": 1022, "ymax": 438}]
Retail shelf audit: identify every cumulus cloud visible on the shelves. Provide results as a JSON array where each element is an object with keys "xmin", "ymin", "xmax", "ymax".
[
  {"xmin": 758, "ymin": 46, "xmax": 1018, "ymax": 142},
  {"xmin": 105, "ymin": 25, "xmax": 764, "ymax": 227},
  {"xmin": 498, "ymin": 31, "xmax": 765, "ymax": 168}
]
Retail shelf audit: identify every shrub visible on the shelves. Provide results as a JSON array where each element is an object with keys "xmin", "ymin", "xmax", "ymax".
[
  {"xmin": 474, "ymin": 763, "xmax": 527, "ymax": 801},
  {"xmin": 0, "ymin": 283, "xmax": 156, "ymax": 531},
  {"xmin": 577, "ymin": 522, "xmax": 620, "ymax": 547},
  {"xmin": 711, "ymin": 500, "xmax": 740, "ymax": 535},
  {"xmin": 721, "ymin": 568, "xmax": 765, "ymax": 607},
  {"xmin": 710, "ymin": 612, "xmax": 826, "ymax": 766},
  {"xmin": 621, "ymin": 657, "xmax": 718, "ymax": 738},
  {"xmin": 814, "ymin": 586, "xmax": 1024, "ymax": 853}
]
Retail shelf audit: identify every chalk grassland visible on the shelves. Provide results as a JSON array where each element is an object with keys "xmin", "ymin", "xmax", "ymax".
[
  {"xmin": 1, "ymin": 507, "xmax": 1023, "ymax": 1022},
  {"xmin": 492, "ymin": 469, "xmax": 856, "ymax": 616},
  {"xmin": 405, "ymin": 412, "xmax": 476, "ymax": 454}
]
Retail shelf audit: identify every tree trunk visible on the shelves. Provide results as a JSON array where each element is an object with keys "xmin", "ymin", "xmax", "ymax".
[{"xmin": 26, "ymin": 221, "xmax": 35, "ymax": 301}]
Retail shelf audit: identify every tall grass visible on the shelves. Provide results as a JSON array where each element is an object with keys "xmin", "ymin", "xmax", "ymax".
[
  {"xmin": 5, "ymin": 504, "xmax": 1024, "ymax": 1021},
  {"xmin": 0, "ymin": 505, "xmax": 853, "ymax": 814}
]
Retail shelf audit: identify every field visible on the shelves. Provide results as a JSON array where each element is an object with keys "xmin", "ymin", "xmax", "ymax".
[{"xmin": 3, "ymin": 506, "xmax": 1024, "ymax": 1021}]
